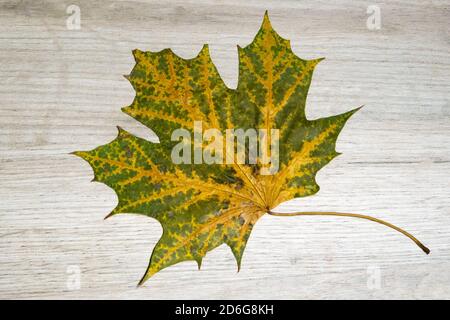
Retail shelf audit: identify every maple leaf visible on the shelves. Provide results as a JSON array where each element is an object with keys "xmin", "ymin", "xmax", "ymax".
[{"xmin": 73, "ymin": 12, "xmax": 429, "ymax": 285}]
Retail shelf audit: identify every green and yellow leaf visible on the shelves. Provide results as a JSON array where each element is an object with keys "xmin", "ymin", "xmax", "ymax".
[{"xmin": 73, "ymin": 11, "xmax": 428, "ymax": 285}]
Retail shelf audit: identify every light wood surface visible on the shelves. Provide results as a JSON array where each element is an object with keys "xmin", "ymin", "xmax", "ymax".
[{"xmin": 1, "ymin": 0, "xmax": 449, "ymax": 299}]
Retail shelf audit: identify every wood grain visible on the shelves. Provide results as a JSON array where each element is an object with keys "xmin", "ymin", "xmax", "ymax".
[{"xmin": 0, "ymin": 0, "xmax": 449, "ymax": 299}]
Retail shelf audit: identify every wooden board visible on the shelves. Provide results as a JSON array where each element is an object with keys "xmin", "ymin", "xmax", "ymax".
[{"xmin": 0, "ymin": 0, "xmax": 449, "ymax": 299}]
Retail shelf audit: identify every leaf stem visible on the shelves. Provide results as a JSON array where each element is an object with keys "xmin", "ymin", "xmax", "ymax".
[{"xmin": 268, "ymin": 210, "xmax": 430, "ymax": 254}]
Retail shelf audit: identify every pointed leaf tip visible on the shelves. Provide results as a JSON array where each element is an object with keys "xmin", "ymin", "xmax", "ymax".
[
  {"xmin": 351, "ymin": 105, "xmax": 364, "ymax": 114},
  {"xmin": 132, "ymin": 49, "xmax": 143, "ymax": 62},
  {"xmin": 116, "ymin": 125, "xmax": 128, "ymax": 137},
  {"xmin": 197, "ymin": 44, "xmax": 210, "ymax": 58},
  {"xmin": 196, "ymin": 258, "xmax": 202, "ymax": 270},
  {"xmin": 71, "ymin": 150, "xmax": 86, "ymax": 159},
  {"xmin": 262, "ymin": 10, "xmax": 272, "ymax": 29},
  {"xmin": 138, "ymin": 270, "xmax": 154, "ymax": 286},
  {"xmin": 104, "ymin": 211, "xmax": 115, "ymax": 220}
]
